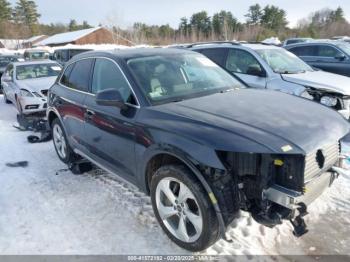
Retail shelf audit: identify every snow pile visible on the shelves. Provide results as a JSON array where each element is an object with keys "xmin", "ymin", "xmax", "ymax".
[{"xmin": 262, "ymin": 37, "xmax": 281, "ymax": 45}]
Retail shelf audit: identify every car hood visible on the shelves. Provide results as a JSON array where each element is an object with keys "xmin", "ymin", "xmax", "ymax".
[
  {"xmin": 282, "ymin": 71, "xmax": 350, "ymax": 95},
  {"xmin": 17, "ymin": 77, "xmax": 57, "ymax": 93},
  {"xmin": 143, "ymin": 89, "xmax": 349, "ymax": 154}
]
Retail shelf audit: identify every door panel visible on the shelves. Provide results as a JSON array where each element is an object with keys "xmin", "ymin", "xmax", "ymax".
[
  {"xmin": 83, "ymin": 97, "xmax": 138, "ymax": 178},
  {"xmin": 55, "ymin": 58, "xmax": 94, "ymax": 148},
  {"xmin": 225, "ymin": 49, "xmax": 267, "ymax": 88},
  {"xmin": 83, "ymin": 58, "xmax": 138, "ymax": 179}
]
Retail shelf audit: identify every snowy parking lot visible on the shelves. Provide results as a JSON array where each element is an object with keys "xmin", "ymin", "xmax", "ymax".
[{"xmin": 0, "ymin": 94, "xmax": 350, "ymax": 256}]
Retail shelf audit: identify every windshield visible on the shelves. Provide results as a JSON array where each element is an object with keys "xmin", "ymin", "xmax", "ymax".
[
  {"xmin": 0, "ymin": 56, "xmax": 18, "ymax": 67},
  {"xmin": 16, "ymin": 63, "xmax": 62, "ymax": 80},
  {"xmin": 256, "ymin": 49, "xmax": 313, "ymax": 74},
  {"xmin": 25, "ymin": 51, "xmax": 49, "ymax": 60},
  {"xmin": 127, "ymin": 53, "xmax": 243, "ymax": 104},
  {"xmin": 335, "ymin": 42, "xmax": 350, "ymax": 55}
]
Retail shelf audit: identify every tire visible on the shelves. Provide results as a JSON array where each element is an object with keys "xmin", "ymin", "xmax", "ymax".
[
  {"xmin": 150, "ymin": 165, "xmax": 220, "ymax": 251},
  {"xmin": 3, "ymin": 91, "xmax": 10, "ymax": 104},
  {"xmin": 51, "ymin": 118, "xmax": 78, "ymax": 165}
]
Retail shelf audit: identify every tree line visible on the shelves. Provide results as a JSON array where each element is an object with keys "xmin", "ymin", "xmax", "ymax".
[
  {"xmin": 0, "ymin": 0, "xmax": 92, "ymax": 39},
  {"xmin": 127, "ymin": 4, "xmax": 349, "ymax": 44},
  {"xmin": 0, "ymin": 0, "xmax": 349, "ymax": 45}
]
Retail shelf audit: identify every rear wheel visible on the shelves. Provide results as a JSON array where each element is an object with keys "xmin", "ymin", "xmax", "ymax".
[
  {"xmin": 52, "ymin": 118, "xmax": 78, "ymax": 164},
  {"xmin": 150, "ymin": 165, "xmax": 219, "ymax": 251}
]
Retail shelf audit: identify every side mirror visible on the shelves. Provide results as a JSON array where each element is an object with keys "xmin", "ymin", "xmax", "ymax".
[
  {"xmin": 2, "ymin": 75, "xmax": 12, "ymax": 82},
  {"xmin": 96, "ymin": 89, "xmax": 126, "ymax": 109},
  {"xmin": 247, "ymin": 65, "xmax": 266, "ymax": 77},
  {"xmin": 335, "ymin": 53, "xmax": 346, "ymax": 61}
]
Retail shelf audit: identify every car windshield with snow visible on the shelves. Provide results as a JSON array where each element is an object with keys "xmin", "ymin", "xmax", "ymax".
[
  {"xmin": 47, "ymin": 48, "xmax": 350, "ymax": 251},
  {"xmin": 190, "ymin": 42, "xmax": 350, "ymax": 120}
]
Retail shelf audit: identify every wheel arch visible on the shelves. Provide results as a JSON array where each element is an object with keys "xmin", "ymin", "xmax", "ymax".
[{"xmin": 142, "ymin": 148, "xmax": 228, "ymax": 241}]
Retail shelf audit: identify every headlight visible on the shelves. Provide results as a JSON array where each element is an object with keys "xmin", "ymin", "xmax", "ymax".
[
  {"xmin": 20, "ymin": 89, "xmax": 33, "ymax": 97},
  {"xmin": 320, "ymin": 96, "xmax": 337, "ymax": 107}
]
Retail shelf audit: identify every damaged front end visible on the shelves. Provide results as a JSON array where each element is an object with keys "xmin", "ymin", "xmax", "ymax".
[
  {"xmin": 302, "ymin": 87, "xmax": 350, "ymax": 120},
  {"xmin": 211, "ymin": 142, "xmax": 347, "ymax": 237}
]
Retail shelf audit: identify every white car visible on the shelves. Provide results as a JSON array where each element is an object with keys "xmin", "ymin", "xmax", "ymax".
[{"xmin": 1, "ymin": 60, "xmax": 61, "ymax": 114}]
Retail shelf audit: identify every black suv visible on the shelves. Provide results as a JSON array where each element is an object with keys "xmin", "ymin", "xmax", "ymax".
[
  {"xmin": 285, "ymin": 41, "xmax": 350, "ymax": 77},
  {"xmin": 47, "ymin": 48, "xmax": 349, "ymax": 251}
]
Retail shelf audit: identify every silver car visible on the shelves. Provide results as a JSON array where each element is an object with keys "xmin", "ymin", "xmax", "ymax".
[
  {"xmin": 1, "ymin": 60, "xmax": 62, "ymax": 114},
  {"xmin": 191, "ymin": 43, "xmax": 350, "ymax": 119}
]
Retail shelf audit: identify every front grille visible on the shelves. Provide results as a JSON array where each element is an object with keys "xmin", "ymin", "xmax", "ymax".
[
  {"xmin": 304, "ymin": 142, "xmax": 339, "ymax": 182},
  {"xmin": 41, "ymin": 89, "xmax": 48, "ymax": 96}
]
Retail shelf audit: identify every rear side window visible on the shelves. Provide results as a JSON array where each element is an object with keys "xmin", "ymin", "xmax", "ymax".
[
  {"xmin": 198, "ymin": 48, "xmax": 227, "ymax": 67},
  {"xmin": 60, "ymin": 63, "xmax": 74, "ymax": 86},
  {"xmin": 63, "ymin": 59, "xmax": 93, "ymax": 92},
  {"xmin": 288, "ymin": 46, "xmax": 316, "ymax": 56}
]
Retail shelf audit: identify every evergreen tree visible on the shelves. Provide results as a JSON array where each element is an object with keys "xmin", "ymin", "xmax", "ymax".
[
  {"xmin": 14, "ymin": 0, "xmax": 40, "ymax": 35},
  {"xmin": 190, "ymin": 11, "xmax": 211, "ymax": 38},
  {"xmin": 245, "ymin": 4, "xmax": 263, "ymax": 25},
  {"xmin": 329, "ymin": 7, "xmax": 345, "ymax": 22},
  {"xmin": 260, "ymin": 5, "xmax": 288, "ymax": 31},
  {"xmin": 0, "ymin": 0, "xmax": 12, "ymax": 21},
  {"xmin": 68, "ymin": 19, "xmax": 78, "ymax": 31},
  {"xmin": 212, "ymin": 10, "xmax": 238, "ymax": 39}
]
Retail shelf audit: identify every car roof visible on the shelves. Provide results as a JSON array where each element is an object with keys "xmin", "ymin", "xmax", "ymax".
[
  {"xmin": 54, "ymin": 47, "xmax": 93, "ymax": 51},
  {"xmin": 285, "ymin": 40, "xmax": 341, "ymax": 48},
  {"xmin": 24, "ymin": 49, "xmax": 49, "ymax": 53},
  {"xmin": 12, "ymin": 60, "xmax": 59, "ymax": 66},
  {"xmin": 241, "ymin": 43, "xmax": 280, "ymax": 50},
  {"xmin": 285, "ymin": 37, "xmax": 312, "ymax": 41},
  {"xmin": 190, "ymin": 42, "xmax": 281, "ymax": 51},
  {"xmin": 71, "ymin": 47, "xmax": 196, "ymax": 61}
]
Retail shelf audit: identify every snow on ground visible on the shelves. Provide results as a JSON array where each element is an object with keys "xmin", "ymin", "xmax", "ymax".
[{"xmin": 0, "ymin": 95, "xmax": 349, "ymax": 256}]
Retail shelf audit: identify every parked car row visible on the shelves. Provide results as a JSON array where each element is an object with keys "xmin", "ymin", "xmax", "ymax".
[
  {"xmin": 1, "ymin": 43, "xmax": 350, "ymax": 251},
  {"xmin": 179, "ymin": 41, "xmax": 350, "ymax": 120}
]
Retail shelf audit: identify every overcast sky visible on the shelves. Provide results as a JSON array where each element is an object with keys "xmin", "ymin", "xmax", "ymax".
[{"xmin": 9, "ymin": 0, "xmax": 350, "ymax": 28}]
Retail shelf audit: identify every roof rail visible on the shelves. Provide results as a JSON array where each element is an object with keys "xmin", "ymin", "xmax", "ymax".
[
  {"xmin": 245, "ymin": 41, "xmax": 277, "ymax": 46},
  {"xmin": 186, "ymin": 41, "xmax": 240, "ymax": 48}
]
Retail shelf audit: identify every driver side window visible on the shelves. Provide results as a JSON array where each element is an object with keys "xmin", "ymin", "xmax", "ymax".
[
  {"xmin": 226, "ymin": 49, "xmax": 263, "ymax": 75},
  {"xmin": 316, "ymin": 45, "xmax": 342, "ymax": 58},
  {"xmin": 92, "ymin": 58, "xmax": 135, "ymax": 104}
]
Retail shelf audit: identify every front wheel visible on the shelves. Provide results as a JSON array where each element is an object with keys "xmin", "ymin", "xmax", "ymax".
[{"xmin": 150, "ymin": 165, "xmax": 219, "ymax": 251}]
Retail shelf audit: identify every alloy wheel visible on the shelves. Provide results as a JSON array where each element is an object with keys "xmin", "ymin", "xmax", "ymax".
[
  {"xmin": 53, "ymin": 124, "xmax": 67, "ymax": 159},
  {"xmin": 155, "ymin": 177, "xmax": 203, "ymax": 243}
]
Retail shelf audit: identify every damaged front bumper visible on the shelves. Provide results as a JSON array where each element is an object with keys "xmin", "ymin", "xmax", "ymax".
[
  {"xmin": 263, "ymin": 171, "xmax": 337, "ymax": 210},
  {"xmin": 19, "ymin": 96, "xmax": 47, "ymax": 114},
  {"xmin": 262, "ymin": 161, "xmax": 348, "ymax": 236}
]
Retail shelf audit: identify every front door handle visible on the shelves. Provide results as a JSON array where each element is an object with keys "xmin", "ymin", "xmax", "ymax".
[{"xmin": 85, "ymin": 109, "xmax": 95, "ymax": 120}]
